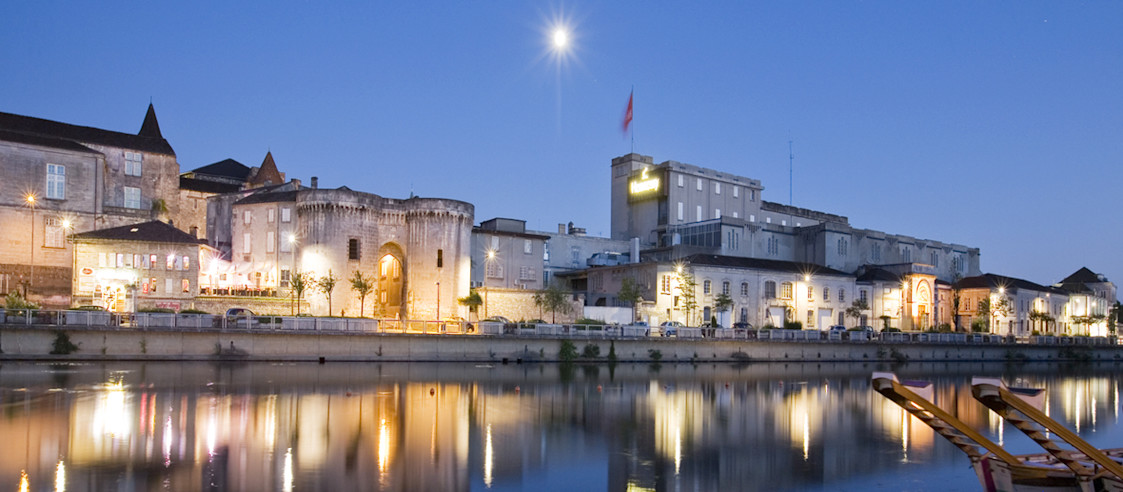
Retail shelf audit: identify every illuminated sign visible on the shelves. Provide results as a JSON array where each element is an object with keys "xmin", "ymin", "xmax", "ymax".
[{"xmin": 629, "ymin": 167, "xmax": 661, "ymax": 197}]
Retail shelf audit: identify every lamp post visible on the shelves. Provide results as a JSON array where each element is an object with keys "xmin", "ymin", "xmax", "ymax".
[
  {"xmin": 62, "ymin": 218, "xmax": 73, "ymax": 303},
  {"xmin": 25, "ymin": 194, "xmax": 36, "ymax": 295},
  {"xmin": 484, "ymin": 250, "xmax": 496, "ymax": 318},
  {"xmin": 287, "ymin": 233, "xmax": 297, "ymax": 315},
  {"xmin": 435, "ymin": 281, "xmax": 441, "ymax": 321}
]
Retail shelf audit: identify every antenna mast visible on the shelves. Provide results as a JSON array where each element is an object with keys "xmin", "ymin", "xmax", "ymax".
[{"xmin": 788, "ymin": 140, "xmax": 794, "ymax": 208}]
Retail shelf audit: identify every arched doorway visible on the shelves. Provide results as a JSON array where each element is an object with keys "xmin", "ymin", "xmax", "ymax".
[
  {"xmin": 377, "ymin": 253, "xmax": 404, "ymax": 319},
  {"xmin": 916, "ymin": 281, "xmax": 931, "ymax": 329}
]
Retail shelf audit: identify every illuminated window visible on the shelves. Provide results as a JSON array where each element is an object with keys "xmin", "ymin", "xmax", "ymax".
[
  {"xmin": 182, "ymin": 256, "xmax": 190, "ymax": 270},
  {"xmin": 125, "ymin": 152, "xmax": 143, "ymax": 176},
  {"xmin": 808, "ymin": 286, "xmax": 814, "ymax": 300},
  {"xmin": 44, "ymin": 217, "xmax": 64, "ymax": 248},
  {"xmin": 780, "ymin": 282, "xmax": 792, "ymax": 299},
  {"xmin": 166, "ymin": 254, "xmax": 175, "ymax": 270},
  {"xmin": 182, "ymin": 279, "xmax": 190, "ymax": 293},
  {"xmin": 807, "ymin": 310, "xmax": 814, "ymax": 327},
  {"xmin": 46, "ymin": 164, "xmax": 66, "ymax": 199},
  {"xmin": 661, "ymin": 275, "xmax": 671, "ymax": 294}
]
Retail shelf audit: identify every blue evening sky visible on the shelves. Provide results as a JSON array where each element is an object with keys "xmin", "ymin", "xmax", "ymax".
[{"xmin": 2, "ymin": 2, "xmax": 1120, "ymax": 286}]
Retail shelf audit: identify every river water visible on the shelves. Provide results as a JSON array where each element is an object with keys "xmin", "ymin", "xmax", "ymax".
[{"xmin": 0, "ymin": 360, "xmax": 1119, "ymax": 491}]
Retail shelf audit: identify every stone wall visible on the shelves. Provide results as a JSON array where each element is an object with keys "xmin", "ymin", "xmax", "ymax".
[{"xmin": 480, "ymin": 287, "xmax": 583, "ymax": 323}]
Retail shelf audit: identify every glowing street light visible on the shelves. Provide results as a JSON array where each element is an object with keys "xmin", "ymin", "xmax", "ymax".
[{"xmin": 25, "ymin": 194, "xmax": 36, "ymax": 294}]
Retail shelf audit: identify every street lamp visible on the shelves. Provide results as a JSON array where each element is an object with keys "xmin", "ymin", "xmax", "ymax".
[
  {"xmin": 287, "ymin": 233, "xmax": 298, "ymax": 315},
  {"xmin": 25, "ymin": 194, "xmax": 36, "ymax": 295},
  {"xmin": 435, "ymin": 281, "xmax": 441, "ymax": 321},
  {"xmin": 484, "ymin": 249, "xmax": 496, "ymax": 318},
  {"xmin": 62, "ymin": 218, "xmax": 74, "ymax": 302}
]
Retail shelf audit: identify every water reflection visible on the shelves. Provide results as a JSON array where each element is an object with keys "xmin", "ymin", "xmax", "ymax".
[{"xmin": 0, "ymin": 362, "xmax": 1120, "ymax": 491}]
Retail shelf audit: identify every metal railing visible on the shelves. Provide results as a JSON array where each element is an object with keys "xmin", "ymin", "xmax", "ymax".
[{"xmin": 0, "ymin": 309, "xmax": 1117, "ymax": 346}]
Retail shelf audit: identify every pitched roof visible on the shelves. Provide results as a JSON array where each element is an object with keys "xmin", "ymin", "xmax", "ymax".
[
  {"xmin": 70, "ymin": 220, "xmax": 204, "ymax": 245},
  {"xmin": 186, "ymin": 158, "xmax": 251, "ymax": 180},
  {"xmin": 138, "ymin": 103, "xmax": 163, "ymax": 139},
  {"xmin": 0, "ymin": 106, "xmax": 175, "ymax": 155},
  {"xmin": 681, "ymin": 254, "xmax": 852, "ymax": 277},
  {"xmin": 955, "ymin": 273, "xmax": 1060, "ymax": 293},
  {"xmin": 857, "ymin": 268, "xmax": 901, "ymax": 283},
  {"xmin": 179, "ymin": 176, "xmax": 243, "ymax": 194},
  {"xmin": 233, "ymin": 188, "xmax": 299, "ymax": 205},
  {"xmin": 0, "ymin": 128, "xmax": 99, "ymax": 154},
  {"xmin": 247, "ymin": 151, "xmax": 284, "ymax": 187},
  {"xmin": 1062, "ymin": 267, "xmax": 1103, "ymax": 284}
]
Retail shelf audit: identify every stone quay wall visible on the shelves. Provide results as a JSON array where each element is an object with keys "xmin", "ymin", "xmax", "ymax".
[{"xmin": 1, "ymin": 324, "xmax": 1119, "ymax": 363}]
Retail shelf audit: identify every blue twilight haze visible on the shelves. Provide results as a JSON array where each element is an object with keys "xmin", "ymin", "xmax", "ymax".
[{"xmin": 1, "ymin": 2, "xmax": 1120, "ymax": 285}]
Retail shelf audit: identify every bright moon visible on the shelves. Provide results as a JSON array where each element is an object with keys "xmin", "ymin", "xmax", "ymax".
[{"xmin": 553, "ymin": 28, "xmax": 568, "ymax": 49}]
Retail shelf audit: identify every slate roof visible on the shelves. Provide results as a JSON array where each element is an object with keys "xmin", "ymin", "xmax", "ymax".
[
  {"xmin": 179, "ymin": 176, "xmax": 243, "ymax": 194},
  {"xmin": 0, "ymin": 128, "xmax": 99, "ymax": 154},
  {"xmin": 186, "ymin": 158, "xmax": 251, "ymax": 180},
  {"xmin": 856, "ymin": 268, "xmax": 901, "ymax": 283},
  {"xmin": 0, "ymin": 104, "xmax": 175, "ymax": 155},
  {"xmin": 681, "ymin": 254, "xmax": 852, "ymax": 277},
  {"xmin": 1062, "ymin": 267, "xmax": 1103, "ymax": 284},
  {"xmin": 233, "ymin": 189, "xmax": 299, "ymax": 205},
  {"xmin": 955, "ymin": 273, "xmax": 1062, "ymax": 294},
  {"xmin": 70, "ymin": 220, "xmax": 204, "ymax": 245}
]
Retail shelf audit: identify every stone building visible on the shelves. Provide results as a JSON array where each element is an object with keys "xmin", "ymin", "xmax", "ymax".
[
  {"xmin": 1054, "ymin": 267, "xmax": 1117, "ymax": 336},
  {"xmin": 609, "ymin": 153, "xmax": 981, "ymax": 283},
  {"xmin": 0, "ymin": 104, "xmax": 180, "ymax": 305},
  {"xmin": 179, "ymin": 152, "xmax": 287, "ymax": 249},
  {"xmin": 226, "ymin": 185, "xmax": 473, "ymax": 319},
  {"xmin": 955, "ymin": 273, "xmax": 1070, "ymax": 336},
  {"xmin": 69, "ymin": 220, "xmax": 209, "ymax": 312}
]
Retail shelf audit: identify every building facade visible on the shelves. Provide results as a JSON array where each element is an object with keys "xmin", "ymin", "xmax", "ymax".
[{"xmin": 0, "ymin": 105, "xmax": 182, "ymax": 306}]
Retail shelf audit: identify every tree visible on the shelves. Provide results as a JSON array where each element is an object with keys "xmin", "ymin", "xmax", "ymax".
[
  {"xmin": 349, "ymin": 270, "xmax": 374, "ymax": 318},
  {"xmin": 976, "ymin": 296, "xmax": 1012, "ymax": 334},
  {"xmin": 950, "ymin": 273, "xmax": 963, "ymax": 331},
  {"xmin": 291, "ymin": 272, "xmax": 310, "ymax": 315},
  {"xmin": 845, "ymin": 299, "xmax": 869, "ymax": 328},
  {"xmin": 317, "ymin": 270, "xmax": 339, "ymax": 316},
  {"xmin": 713, "ymin": 292, "xmax": 733, "ymax": 327},
  {"xmin": 1071, "ymin": 314, "xmax": 1106, "ymax": 336},
  {"xmin": 533, "ymin": 280, "xmax": 572, "ymax": 324},
  {"xmin": 677, "ymin": 269, "xmax": 697, "ymax": 326},
  {"xmin": 458, "ymin": 289, "xmax": 482, "ymax": 320},
  {"xmin": 617, "ymin": 277, "xmax": 642, "ymax": 323}
]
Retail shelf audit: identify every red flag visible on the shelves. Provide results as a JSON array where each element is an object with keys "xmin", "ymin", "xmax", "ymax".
[{"xmin": 622, "ymin": 90, "xmax": 633, "ymax": 134}]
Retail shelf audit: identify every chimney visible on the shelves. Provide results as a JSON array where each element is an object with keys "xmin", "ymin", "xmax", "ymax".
[
  {"xmin": 311, "ymin": 176, "xmax": 318, "ymax": 189},
  {"xmin": 558, "ymin": 224, "xmax": 566, "ymax": 234}
]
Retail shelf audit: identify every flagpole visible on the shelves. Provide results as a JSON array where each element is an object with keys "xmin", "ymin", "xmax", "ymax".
[{"xmin": 630, "ymin": 85, "xmax": 635, "ymax": 154}]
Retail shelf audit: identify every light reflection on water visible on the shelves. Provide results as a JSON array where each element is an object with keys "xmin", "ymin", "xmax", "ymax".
[{"xmin": 0, "ymin": 361, "xmax": 1120, "ymax": 491}]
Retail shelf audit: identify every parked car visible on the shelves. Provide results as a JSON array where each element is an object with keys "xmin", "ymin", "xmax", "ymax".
[
  {"xmin": 733, "ymin": 321, "xmax": 753, "ymax": 329},
  {"xmin": 226, "ymin": 308, "xmax": 255, "ymax": 317},
  {"xmin": 829, "ymin": 325, "xmax": 847, "ymax": 331},
  {"xmin": 74, "ymin": 305, "xmax": 107, "ymax": 311},
  {"xmin": 483, "ymin": 316, "xmax": 511, "ymax": 324},
  {"xmin": 660, "ymin": 321, "xmax": 683, "ymax": 327},
  {"xmin": 857, "ymin": 325, "xmax": 876, "ymax": 333}
]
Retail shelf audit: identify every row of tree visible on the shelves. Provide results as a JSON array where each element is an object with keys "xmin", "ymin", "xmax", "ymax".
[{"xmin": 288, "ymin": 270, "xmax": 380, "ymax": 318}]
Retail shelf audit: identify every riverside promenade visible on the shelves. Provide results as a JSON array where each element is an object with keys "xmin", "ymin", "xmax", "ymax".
[{"xmin": 1, "ymin": 309, "xmax": 1119, "ymax": 363}]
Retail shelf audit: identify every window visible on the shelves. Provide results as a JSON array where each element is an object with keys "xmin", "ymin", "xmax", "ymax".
[
  {"xmin": 807, "ymin": 310, "xmax": 815, "ymax": 327},
  {"xmin": 280, "ymin": 234, "xmax": 292, "ymax": 253},
  {"xmin": 839, "ymin": 289, "xmax": 846, "ymax": 302},
  {"xmin": 930, "ymin": 251, "xmax": 938, "ymax": 267},
  {"xmin": 696, "ymin": 178, "xmax": 703, "ymax": 191},
  {"xmin": 486, "ymin": 261, "xmax": 503, "ymax": 279},
  {"xmin": 268, "ymin": 209, "xmax": 276, "ymax": 223},
  {"xmin": 696, "ymin": 205, "xmax": 702, "ymax": 222},
  {"xmin": 722, "ymin": 281, "xmax": 730, "ymax": 295},
  {"xmin": 765, "ymin": 281, "xmax": 777, "ymax": 299},
  {"xmin": 524, "ymin": 239, "xmax": 532, "ymax": 254},
  {"xmin": 182, "ymin": 256, "xmax": 190, "ymax": 270},
  {"xmin": 703, "ymin": 280, "xmax": 711, "ymax": 294},
  {"xmin": 519, "ymin": 266, "xmax": 535, "ymax": 280},
  {"xmin": 281, "ymin": 207, "xmax": 291, "ymax": 222},
  {"xmin": 715, "ymin": 182, "xmax": 721, "ymax": 194},
  {"xmin": 677, "ymin": 175, "xmax": 684, "ymax": 187},
  {"xmin": 837, "ymin": 238, "xmax": 848, "ymax": 256},
  {"xmin": 740, "ymin": 307, "xmax": 748, "ymax": 322},
  {"xmin": 661, "ymin": 275, "xmax": 672, "ymax": 294},
  {"xmin": 243, "ymin": 210, "xmax": 252, "ymax": 225},
  {"xmin": 149, "ymin": 254, "xmax": 157, "ymax": 268},
  {"xmin": 125, "ymin": 152, "xmax": 143, "ymax": 176},
  {"xmin": 44, "ymin": 218, "xmax": 64, "ymax": 248},
  {"xmin": 116, "ymin": 253, "xmax": 124, "ymax": 267},
  {"xmin": 749, "ymin": 189, "xmax": 755, "ymax": 201},
  {"xmin": 872, "ymin": 244, "xmax": 882, "ymax": 262},
  {"xmin": 436, "ymin": 248, "xmax": 443, "ymax": 268},
  {"xmin": 182, "ymin": 279, "xmax": 190, "ymax": 293},
  {"xmin": 267, "ymin": 231, "xmax": 275, "ymax": 253},
  {"xmin": 714, "ymin": 209, "xmax": 721, "ymax": 219},
  {"xmin": 780, "ymin": 282, "xmax": 793, "ymax": 299},
  {"xmin": 165, "ymin": 278, "xmax": 173, "ymax": 293},
  {"xmin": 860, "ymin": 290, "xmax": 868, "ymax": 302},
  {"xmin": 901, "ymin": 247, "xmax": 912, "ymax": 262},
  {"xmin": 741, "ymin": 282, "xmax": 749, "ymax": 296},
  {"xmin": 281, "ymin": 269, "xmax": 291, "ymax": 288},
  {"xmin": 150, "ymin": 277, "xmax": 157, "ymax": 293},
  {"xmin": 166, "ymin": 254, "xmax": 175, "ymax": 270},
  {"xmin": 243, "ymin": 233, "xmax": 252, "ymax": 254},
  {"xmin": 677, "ymin": 202, "xmax": 684, "ymax": 221},
  {"xmin": 124, "ymin": 186, "xmax": 141, "ymax": 209},
  {"xmin": 349, "ymin": 239, "xmax": 361, "ymax": 260},
  {"xmin": 46, "ymin": 164, "xmax": 65, "ymax": 199},
  {"xmin": 823, "ymin": 287, "xmax": 830, "ymax": 302},
  {"xmin": 750, "ymin": 214, "xmax": 755, "ymax": 222},
  {"xmin": 733, "ymin": 186, "xmax": 739, "ymax": 198},
  {"xmin": 808, "ymin": 286, "xmax": 814, "ymax": 300}
]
